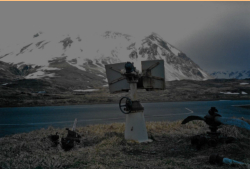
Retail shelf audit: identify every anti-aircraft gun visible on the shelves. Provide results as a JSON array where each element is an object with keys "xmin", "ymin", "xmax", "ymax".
[
  {"xmin": 182, "ymin": 107, "xmax": 250, "ymax": 149},
  {"xmin": 105, "ymin": 60, "xmax": 165, "ymax": 142}
]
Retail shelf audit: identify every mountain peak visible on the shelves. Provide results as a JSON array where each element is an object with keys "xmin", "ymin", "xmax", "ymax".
[
  {"xmin": 0, "ymin": 31, "xmax": 212, "ymax": 82},
  {"xmin": 148, "ymin": 32, "xmax": 162, "ymax": 39}
]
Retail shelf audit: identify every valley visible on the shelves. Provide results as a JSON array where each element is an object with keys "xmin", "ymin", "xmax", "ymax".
[
  {"xmin": 1, "ymin": 78, "xmax": 249, "ymax": 107},
  {"xmin": 0, "ymin": 31, "xmax": 249, "ymax": 108}
]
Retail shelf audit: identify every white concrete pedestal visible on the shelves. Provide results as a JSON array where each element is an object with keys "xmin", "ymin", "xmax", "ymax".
[
  {"xmin": 125, "ymin": 112, "xmax": 151, "ymax": 143},
  {"xmin": 124, "ymin": 77, "xmax": 151, "ymax": 143}
]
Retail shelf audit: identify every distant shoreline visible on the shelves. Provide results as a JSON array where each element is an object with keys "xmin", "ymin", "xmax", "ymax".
[
  {"xmin": 1, "ymin": 99, "xmax": 250, "ymax": 108},
  {"xmin": 1, "ymin": 79, "xmax": 249, "ymax": 108}
]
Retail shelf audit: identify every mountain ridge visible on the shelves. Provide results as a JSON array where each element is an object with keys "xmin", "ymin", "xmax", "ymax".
[
  {"xmin": 0, "ymin": 31, "xmax": 212, "ymax": 88},
  {"xmin": 210, "ymin": 70, "xmax": 250, "ymax": 79}
]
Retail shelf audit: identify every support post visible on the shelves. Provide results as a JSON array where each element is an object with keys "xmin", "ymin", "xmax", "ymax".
[
  {"xmin": 124, "ymin": 80, "xmax": 151, "ymax": 143},
  {"xmin": 129, "ymin": 82, "xmax": 138, "ymax": 100}
]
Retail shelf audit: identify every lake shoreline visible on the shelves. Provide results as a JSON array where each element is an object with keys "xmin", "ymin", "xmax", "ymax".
[
  {"xmin": 1, "ymin": 79, "xmax": 249, "ymax": 108},
  {"xmin": 1, "ymin": 98, "xmax": 250, "ymax": 108},
  {"xmin": 1, "ymin": 100, "xmax": 250, "ymax": 139}
]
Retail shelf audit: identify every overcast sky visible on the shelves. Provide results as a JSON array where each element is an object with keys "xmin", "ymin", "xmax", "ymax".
[{"xmin": 0, "ymin": 2, "xmax": 249, "ymax": 72}]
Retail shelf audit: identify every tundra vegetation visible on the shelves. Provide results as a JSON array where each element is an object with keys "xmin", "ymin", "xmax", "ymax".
[
  {"xmin": 0, "ymin": 79, "xmax": 249, "ymax": 107},
  {"xmin": 1, "ymin": 119, "xmax": 250, "ymax": 169}
]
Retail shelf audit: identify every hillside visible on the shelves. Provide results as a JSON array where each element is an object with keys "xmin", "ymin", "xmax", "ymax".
[
  {"xmin": 1, "ymin": 78, "xmax": 249, "ymax": 107},
  {"xmin": 0, "ymin": 31, "xmax": 212, "ymax": 90}
]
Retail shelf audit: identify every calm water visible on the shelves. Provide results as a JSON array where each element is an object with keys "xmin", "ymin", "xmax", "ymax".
[{"xmin": 0, "ymin": 100, "xmax": 249, "ymax": 137}]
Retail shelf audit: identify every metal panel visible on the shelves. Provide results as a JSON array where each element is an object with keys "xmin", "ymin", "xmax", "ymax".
[
  {"xmin": 105, "ymin": 63, "xmax": 130, "ymax": 93},
  {"xmin": 141, "ymin": 60, "xmax": 165, "ymax": 90}
]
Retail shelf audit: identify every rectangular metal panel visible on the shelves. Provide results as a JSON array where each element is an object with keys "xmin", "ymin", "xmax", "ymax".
[
  {"xmin": 105, "ymin": 63, "xmax": 130, "ymax": 93},
  {"xmin": 141, "ymin": 60, "xmax": 165, "ymax": 90}
]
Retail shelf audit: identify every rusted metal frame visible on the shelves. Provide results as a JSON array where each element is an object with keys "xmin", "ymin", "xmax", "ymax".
[
  {"xmin": 109, "ymin": 67, "xmax": 122, "ymax": 74},
  {"xmin": 109, "ymin": 76, "xmax": 126, "ymax": 85},
  {"xmin": 151, "ymin": 76, "xmax": 164, "ymax": 81},
  {"xmin": 146, "ymin": 62, "xmax": 160, "ymax": 71},
  {"xmin": 142, "ymin": 62, "xmax": 160, "ymax": 76}
]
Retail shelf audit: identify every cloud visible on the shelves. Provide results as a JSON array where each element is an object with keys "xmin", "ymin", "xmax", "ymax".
[
  {"xmin": 178, "ymin": 9, "xmax": 250, "ymax": 72},
  {"xmin": 0, "ymin": 2, "xmax": 249, "ymax": 72}
]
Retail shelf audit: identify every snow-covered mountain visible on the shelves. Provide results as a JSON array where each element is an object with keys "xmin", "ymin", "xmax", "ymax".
[
  {"xmin": 210, "ymin": 70, "xmax": 250, "ymax": 79},
  {"xmin": 0, "ymin": 31, "xmax": 212, "ymax": 85}
]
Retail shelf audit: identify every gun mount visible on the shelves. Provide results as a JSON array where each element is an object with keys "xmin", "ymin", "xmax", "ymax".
[
  {"xmin": 105, "ymin": 60, "xmax": 165, "ymax": 142},
  {"xmin": 182, "ymin": 107, "xmax": 250, "ymax": 149},
  {"xmin": 119, "ymin": 97, "xmax": 144, "ymax": 114}
]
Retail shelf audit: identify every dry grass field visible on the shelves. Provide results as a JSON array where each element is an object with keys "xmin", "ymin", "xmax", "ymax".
[{"xmin": 1, "ymin": 119, "xmax": 250, "ymax": 169}]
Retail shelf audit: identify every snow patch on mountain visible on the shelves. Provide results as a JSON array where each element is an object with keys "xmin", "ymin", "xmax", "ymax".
[
  {"xmin": 240, "ymin": 83, "xmax": 249, "ymax": 85},
  {"xmin": 25, "ymin": 67, "xmax": 61, "ymax": 79},
  {"xmin": 39, "ymin": 67, "xmax": 61, "ymax": 71},
  {"xmin": 97, "ymin": 74, "xmax": 104, "ymax": 77},
  {"xmin": 220, "ymin": 92, "xmax": 240, "ymax": 95},
  {"xmin": 73, "ymin": 89, "xmax": 99, "ymax": 92},
  {"xmin": 25, "ymin": 71, "xmax": 56, "ymax": 79}
]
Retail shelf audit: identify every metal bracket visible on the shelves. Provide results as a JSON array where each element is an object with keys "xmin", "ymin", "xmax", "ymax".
[
  {"xmin": 109, "ymin": 76, "xmax": 126, "ymax": 85},
  {"xmin": 142, "ymin": 62, "xmax": 160, "ymax": 76},
  {"xmin": 151, "ymin": 76, "xmax": 165, "ymax": 81},
  {"xmin": 146, "ymin": 62, "xmax": 160, "ymax": 71},
  {"xmin": 109, "ymin": 67, "xmax": 122, "ymax": 74},
  {"xmin": 130, "ymin": 100, "xmax": 144, "ymax": 113}
]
